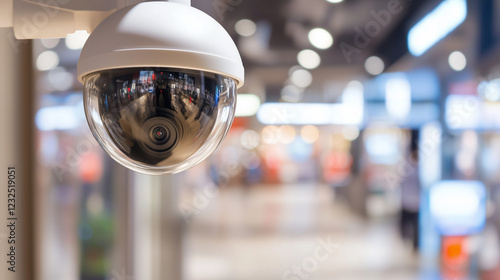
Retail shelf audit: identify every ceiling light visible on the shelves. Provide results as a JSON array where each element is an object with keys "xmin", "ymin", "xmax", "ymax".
[
  {"xmin": 341, "ymin": 80, "xmax": 365, "ymax": 124},
  {"xmin": 301, "ymin": 125, "xmax": 320, "ymax": 143},
  {"xmin": 308, "ymin": 28, "xmax": 334, "ymax": 50},
  {"xmin": 385, "ymin": 76, "xmax": 412, "ymax": 121},
  {"xmin": 65, "ymin": 30, "xmax": 90, "ymax": 50},
  {"xmin": 297, "ymin": 49, "xmax": 321, "ymax": 69},
  {"xmin": 364, "ymin": 56, "xmax": 384, "ymax": 76},
  {"xmin": 36, "ymin": 50, "xmax": 59, "ymax": 71},
  {"xmin": 235, "ymin": 94, "xmax": 261, "ymax": 117},
  {"xmin": 448, "ymin": 51, "xmax": 467, "ymax": 71},
  {"xmin": 408, "ymin": 0, "xmax": 467, "ymax": 56},
  {"xmin": 281, "ymin": 85, "xmax": 304, "ymax": 103},
  {"xmin": 290, "ymin": 69, "xmax": 313, "ymax": 88},
  {"xmin": 235, "ymin": 19, "xmax": 257, "ymax": 37}
]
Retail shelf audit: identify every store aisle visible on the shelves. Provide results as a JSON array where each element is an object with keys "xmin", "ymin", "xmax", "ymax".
[{"xmin": 184, "ymin": 184, "xmax": 420, "ymax": 280}]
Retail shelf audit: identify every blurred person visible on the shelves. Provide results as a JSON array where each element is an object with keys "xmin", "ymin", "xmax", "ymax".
[{"xmin": 399, "ymin": 146, "xmax": 421, "ymax": 252}]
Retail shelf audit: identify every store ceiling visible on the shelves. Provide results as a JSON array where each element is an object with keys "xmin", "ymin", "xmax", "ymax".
[
  {"xmin": 193, "ymin": 0, "xmax": 434, "ymax": 68},
  {"xmin": 191, "ymin": 0, "xmax": 439, "ymax": 100},
  {"xmin": 46, "ymin": 0, "xmax": 457, "ymax": 102}
]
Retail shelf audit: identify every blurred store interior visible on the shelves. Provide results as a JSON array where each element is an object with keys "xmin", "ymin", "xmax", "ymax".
[{"xmin": 4, "ymin": 0, "xmax": 500, "ymax": 279}]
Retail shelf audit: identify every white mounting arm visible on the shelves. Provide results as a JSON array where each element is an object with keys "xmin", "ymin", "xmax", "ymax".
[{"xmin": 0, "ymin": 0, "xmax": 191, "ymax": 39}]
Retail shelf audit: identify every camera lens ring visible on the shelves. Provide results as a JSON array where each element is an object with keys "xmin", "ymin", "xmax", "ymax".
[
  {"xmin": 140, "ymin": 116, "xmax": 181, "ymax": 153},
  {"xmin": 150, "ymin": 125, "xmax": 170, "ymax": 144}
]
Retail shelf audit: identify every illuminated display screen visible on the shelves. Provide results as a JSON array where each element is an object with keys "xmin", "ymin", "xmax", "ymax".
[{"xmin": 429, "ymin": 180, "xmax": 486, "ymax": 236}]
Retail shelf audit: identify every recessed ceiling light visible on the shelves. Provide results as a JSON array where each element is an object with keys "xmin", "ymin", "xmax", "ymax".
[
  {"xmin": 290, "ymin": 69, "xmax": 313, "ymax": 88},
  {"xmin": 36, "ymin": 50, "xmax": 59, "ymax": 71},
  {"xmin": 235, "ymin": 19, "xmax": 257, "ymax": 37},
  {"xmin": 308, "ymin": 28, "xmax": 334, "ymax": 50},
  {"xmin": 448, "ymin": 51, "xmax": 467, "ymax": 71},
  {"xmin": 297, "ymin": 49, "xmax": 321, "ymax": 69},
  {"xmin": 364, "ymin": 56, "xmax": 385, "ymax": 76}
]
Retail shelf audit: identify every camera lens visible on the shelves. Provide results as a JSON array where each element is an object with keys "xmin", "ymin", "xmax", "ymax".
[
  {"xmin": 141, "ymin": 116, "xmax": 181, "ymax": 153},
  {"xmin": 151, "ymin": 125, "xmax": 168, "ymax": 143}
]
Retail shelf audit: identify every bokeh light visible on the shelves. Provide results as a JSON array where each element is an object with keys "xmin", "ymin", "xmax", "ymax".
[
  {"xmin": 290, "ymin": 68, "xmax": 313, "ymax": 88},
  {"xmin": 300, "ymin": 125, "xmax": 320, "ymax": 143},
  {"xmin": 281, "ymin": 85, "xmax": 304, "ymax": 103},
  {"xmin": 308, "ymin": 28, "xmax": 334, "ymax": 50},
  {"xmin": 240, "ymin": 130, "xmax": 260, "ymax": 149},
  {"xmin": 448, "ymin": 51, "xmax": 467, "ymax": 71},
  {"xmin": 297, "ymin": 49, "xmax": 321, "ymax": 69},
  {"xmin": 65, "ymin": 30, "xmax": 90, "ymax": 50},
  {"xmin": 261, "ymin": 125, "xmax": 280, "ymax": 144},
  {"xmin": 36, "ymin": 50, "xmax": 59, "ymax": 71},
  {"xmin": 342, "ymin": 126, "xmax": 360, "ymax": 141},
  {"xmin": 279, "ymin": 125, "xmax": 296, "ymax": 144},
  {"xmin": 364, "ymin": 56, "xmax": 385, "ymax": 76},
  {"xmin": 235, "ymin": 19, "xmax": 257, "ymax": 37}
]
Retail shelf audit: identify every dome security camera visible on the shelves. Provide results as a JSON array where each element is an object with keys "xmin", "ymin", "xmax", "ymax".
[
  {"xmin": 5, "ymin": 0, "xmax": 244, "ymax": 175},
  {"xmin": 74, "ymin": 1, "xmax": 245, "ymax": 175}
]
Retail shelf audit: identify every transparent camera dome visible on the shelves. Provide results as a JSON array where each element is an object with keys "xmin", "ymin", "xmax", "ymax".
[{"xmin": 83, "ymin": 68, "xmax": 236, "ymax": 175}]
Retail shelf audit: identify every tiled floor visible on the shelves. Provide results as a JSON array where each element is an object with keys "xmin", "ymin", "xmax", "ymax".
[{"xmin": 184, "ymin": 184, "xmax": 420, "ymax": 280}]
